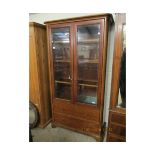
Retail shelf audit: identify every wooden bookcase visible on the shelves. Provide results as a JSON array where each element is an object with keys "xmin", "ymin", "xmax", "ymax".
[
  {"xmin": 45, "ymin": 14, "xmax": 114, "ymax": 141},
  {"xmin": 29, "ymin": 22, "xmax": 51, "ymax": 128}
]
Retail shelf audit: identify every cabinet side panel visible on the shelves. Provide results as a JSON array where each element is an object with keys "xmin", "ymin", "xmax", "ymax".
[
  {"xmin": 107, "ymin": 14, "xmax": 126, "ymax": 141},
  {"xmin": 29, "ymin": 26, "xmax": 40, "ymax": 108},
  {"xmin": 34, "ymin": 25, "xmax": 51, "ymax": 126}
]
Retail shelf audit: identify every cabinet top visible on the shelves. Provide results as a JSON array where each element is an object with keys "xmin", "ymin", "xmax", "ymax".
[
  {"xmin": 29, "ymin": 22, "xmax": 46, "ymax": 29},
  {"xmin": 44, "ymin": 13, "xmax": 114, "ymax": 25}
]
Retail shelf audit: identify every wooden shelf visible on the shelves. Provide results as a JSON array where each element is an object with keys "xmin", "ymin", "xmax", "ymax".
[
  {"xmin": 55, "ymin": 98, "xmax": 70, "ymax": 101},
  {"xmin": 78, "ymin": 79, "xmax": 98, "ymax": 83},
  {"xmin": 55, "ymin": 81, "xmax": 97, "ymax": 87},
  {"xmin": 53, "ymin": 40, "xmax": 69, "ymax": 44},
  {"xmin": 55, "ymin": 80, "xmax": 71, "ymax": 84},
  {"xmin": 53, "ymin": 39, "xmax": 99, "ymax": 44},
  {"xmin": 78, "ymin": 83, "xmax": 98, "ymax": 88},
  {"xmin": 78, "ymin": 59, "xmax": 99, "ymax": 64},
  {"xmin": 78, "ymin": 39, "xmax": 99, "ymax": 44},
  {"xmin": 55, "ymin": 60, "xmax": 70, "ymax": 63}
]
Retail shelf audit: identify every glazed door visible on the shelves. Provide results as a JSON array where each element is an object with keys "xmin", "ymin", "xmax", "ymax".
[
  {"xmin": 50, "ymin": 25, "xmax": 74, "ymax": 102},
  {"xmin": 74, "ymin": 20, "xmax": 103, "ymax": 106}
]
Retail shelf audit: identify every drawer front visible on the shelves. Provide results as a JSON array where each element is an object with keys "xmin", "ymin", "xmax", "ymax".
[
  {"xmin": 110, "ymin": 124, "xmax": 126, "ymax": 137},
  {"xmin": 108, "ymin": 133, "xmax": 126, "ymax": 142},
  {"xmin": 53, "ymin": 112, "xmax": 100, "ymax": 135},
  {"xmin": 107, "ymin": 112, "xmax": 126, "ymax": 141},
  {"xmin": 111, "ymin": 112, "xmax": 126, "ymax": 125},
  {"xmin": 53, "ymin": 102, "xmax": 100, "ymax": 122}
]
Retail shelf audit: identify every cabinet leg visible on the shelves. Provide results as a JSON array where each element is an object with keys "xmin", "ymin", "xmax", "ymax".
[
  {"xmin": 51, "ymin": 123, "xmax": 56, "ymax": 128},
  {"xmin": 95, "ymin": 136, "xmax": 103, "ymax": 142}
]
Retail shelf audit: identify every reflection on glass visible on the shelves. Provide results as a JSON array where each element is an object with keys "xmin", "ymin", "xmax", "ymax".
[
  {"xmin": 117, "ymin": 24, "xmax": 126, "ymax": 108},
  {"xmin": 77, "ymin": 81, "xmax": 98, "ymax": 105},
  {"xmin": 52, "ymin": 27, "xmax": 71, "ymax": 100},
  {"xmin": 76, "ymin": 24, "xmax": 100, "ymax": 105}
]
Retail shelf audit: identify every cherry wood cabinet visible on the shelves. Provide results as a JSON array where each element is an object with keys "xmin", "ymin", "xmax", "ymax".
[
  {"xmin": 107, "ymin": 14, "xmax": 126, "ymax": 142},
  {"xmin": 45, "ymin": 14, "xmax": 114, "ymax": 141},
  {"xmin": 29, "ymin": 22, "xmax": 51, "ymax": 128}
]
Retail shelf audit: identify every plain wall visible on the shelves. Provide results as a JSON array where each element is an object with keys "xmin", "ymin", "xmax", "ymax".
[{"xmin": 29, "ymin": 13, "xmax": 96, "ymax": 24}]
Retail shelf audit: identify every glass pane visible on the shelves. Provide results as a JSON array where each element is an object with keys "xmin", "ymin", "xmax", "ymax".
[
  {"xmin": 52, "ymin": 27, "xmax": 71, "ymax": 100},
  {"xmin": 55, "ymin": 82, "xmax": 71, "ymax": 100},
  {"xmin": 76, "ymin": 24, "xmax": 100, "ymax": 105},
  {"xmin": 117, "ymin": 24, "xmax": 126, "ymax": 108}
]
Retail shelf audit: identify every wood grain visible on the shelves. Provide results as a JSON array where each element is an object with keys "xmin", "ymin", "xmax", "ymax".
[
  {"xmin": 29, "ymin": 22, "xmax": 51, "ymax": 128},
  {"xmin": 45, "ymin": 14, "xmax": 113, "ymax": 140},
  {"xmin": 107, "ymin": 14, "xmax": 126, "ymax": 142}
]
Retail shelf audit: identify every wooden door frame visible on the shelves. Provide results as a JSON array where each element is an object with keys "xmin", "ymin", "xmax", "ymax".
[
  {"xmin": 73, "ymin": 19, "xmax": 106, "ymax": 109},
  {"xmin": 46, "ymin": 23, "xmax": 74, "ymax": 104}
]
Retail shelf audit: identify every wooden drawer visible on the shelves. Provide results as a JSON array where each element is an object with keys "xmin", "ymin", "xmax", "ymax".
[
  {"xmin": 53, "ymin": 102, "xmax": 100, "ymax": 122},
  {"xmin": 53, "ymin": 112, "xmax": 100, "ymax": 135},
  {"xmin": 110, "ymin": 123, "xmax": 126, "ymax": 137},
  {"xmin": 111, "ymin": 112, "xmax": 126, "ymax": 125},
  {"xmin": 107, "ymin": 111, "xmax": 126, "ymax": 142},
  {"xmin": 108, "ymin": 133, "xmax": 126, "ymax": 142}
]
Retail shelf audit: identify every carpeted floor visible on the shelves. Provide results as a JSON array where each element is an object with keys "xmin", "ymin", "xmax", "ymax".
[{"xmin": 31, "ymin": 123, "xmax": 97, "ymax": 142}]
